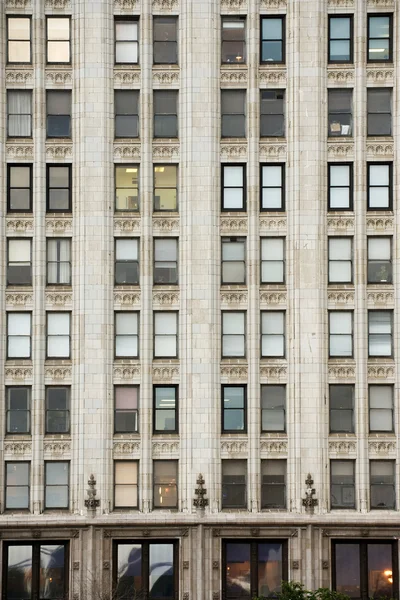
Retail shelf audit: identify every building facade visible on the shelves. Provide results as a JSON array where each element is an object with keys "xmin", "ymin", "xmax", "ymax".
[{"xmin": 0, "ymin": 0, "xmax": 399, "ymax": 598}]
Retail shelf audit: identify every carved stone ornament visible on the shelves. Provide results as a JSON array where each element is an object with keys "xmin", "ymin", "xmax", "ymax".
[
  {"xmin": 114, "ymin": 365, "xmax": 140, "ymax": 380},
  {"xmin": 152, "ymin": 218, "xmax": 180, "ymax": 232},
  {"xmin": 260, "ymin": 0, "xmax": 287, "ymax": 6},
  {"xmin": 221, "ymin": 70, "xmax": 248, "ymax": 84},
  {"xmin": 212, "ymin": 594, "xmax": 220, "ymax": 600},
  {"xmin": 366, "ymin": 217, "xmax": 393, "ymax": 232},
  {"xmin": 212, "ymin": 528, "xmax": 221, "ymax": 537},
  {"xmin": 221, "ymin": 440, "xmax": 248, "ymax": 454},
  {"xmin": 142, "ymin": 529, "xmax": 151, "ymax": 537},
  {"xmin": 113, "ymin": 441, "xmax": 140, "ymax": 454},
  {"xmin": 114, "ymin": 218, "xmax": 141, "ymax": 233},
  {"xmin": 73, "ymin": 594, "xmax": 79, "ymax": 600},
  {"xmin": 292, "ymin": 560, "xmax": 300, "ymax": 570},
  {"xmin": 7, "ymin": 218, "xmax": 34, "ymax": 234},
  {"xmin": 153, "ymin": 291, "xmax": 179, "ymax": 305},
  {"xmin": 181, "ymin": 528, "xmax": 189, "ymax": 537},
  {"xmin": 6, "ymin": 0, "xmax": 30, "ymax": 6},
  {"xmin": 366, "ymin": 69, "xmax": 393, "ymax": 83},
  {"xmin": 327, "ymin": 0, "xmax": 354, "ymax": 5},
  {"xmin": 114, "ymin": 0, "xmax": 139, "ymax": 8},
  {"xmin": 259, "ymin": 70, "xmax": 286, "ymax": 85},
  {"xmin": 153, "ymin": 0, "xmax": 178, "ymax": 8},
  {"xmin": 328, "ymin": 364, "xmax": 355, "ymax": 379},
  {"xmin": 114, "ymin": 70, "xmax": 141, "ymax": 85},
  {"xmin": 7, "ymin": 145, "xmax": 34, "ymax": 159},
  {"xmin": 327, "ymin": 216, "xmax": 354, "ymax": 231},
  {"xmin": 220, "ymin": 365, "xmax": 248, "ymax": 379},
  {"xmin": 260, "ymin": 365, "xmax": 287, "ymax": 379},
  {"xmin": 220, "ymin": 144, "xmax": 247, "ymax": 159},
  {"xmin": 103, "ymin": 530, "xmax": 112, "ymax": 538},
  {"xmin": 193, "ymin": 473, "xmax": 209, "ymax": 509},
  {"xmin": 114, "ymin": 144, "xmax": 140, "ymax": 159},
  {"xmin": 103, "ymin": 561, "xmax": 110, "ymax": 570},
  {"xmin": 322, "ymin": 560, "xmax": 329, "ymax": 570},
  {"xmin": 153, "ymin": 71, "xmax": 179, "ymax": 85},
  {"xmin": 250, "ymin": 528, "xmax": 260, "ymax": 537},
  {"xmin": 183, "ymin": 561, "xmax": 190, "ymax": 569},
  {"xmin": 46, "ymin": 70, "xmax": 72, "ymax": 85},
  {"xmin": 45, "ymin": 366, "xmax": 72, "ymax": 380},
  {"xmin": 5, "ymin": 367, "xmax": 32, "ymax": 380},
  {"xmin": 367, "ymin": 0, "xmax": 394, "ymax": 6},
  {"xmin": 327, "ymin": 143, "xmax": 353, "ymax": 158},
  {"xmin": 221, "ymin": 291, "xmax": 247, "ymax": 304},
  {"xmin": 71, "ymin": 529, "xmax": 79, "ymax": 538},
  {"xmin": 259, "ymin": 144, "xmax": 286, "ymax": 159},
  {"xmin": 45, "ymin": 0, "xmax": 71, "ymax": 7},
  {"xmin": 328, "ymin": 441, "xmax": 356, "ymax": 454},
  {"xmin": 33, "ymin": 531, "xmax": 41, "ymax": 539},
  {"xmin": 4, "ymin": 441, "xmax": 32, "ymax": 455},
  {"xmin": 213, "ymin": 561, "xmax": 220, "ymax": 569},
  {"xmin": 302, "ymin": 474, "xmax": 318, "ymax": 511},
  {"xmin": 152, "ymin": 441, "xmax": 179, "ymax": 454},
  {"xmin": 221, "ymin": 0, "xmax": 246, "ymax": 7},
  {"xmin": 369, "ymin": 441, "xmax": 396, "ymax": 454},
  {"xmin": 259, "ymin": 217, "xmax": 286, "ymax": 231},
  {"xmin": 367, "ymin": 143, "xmax": 394, "ymax": 159},
  {"xmin": 153, "ymin": 145, "xmax": 179, "ymax": 159},
  {"xmin": 114, "ymin": 291, "xmax": 141, "ymax": 306},
  {"xmin": 368, "ymin": 364, "xmax": 394, "ymax": 379},
  {"xmin": 153, "ymin": 365, "xmax": 179, "ymax": 380},
  {"xmin": 46, "ymin": 145, "xmax": 72, "ymax": 159},
  {"xmin": 260, "ymin": 440, "xmax": 288, "ymax": 453},
  {"xmin": 46, "ymin": 219, "xmax": 73, "ymax": 233},
  {"xmin": 260, "ymin": 291, "xmax": 286, "ymax": 305},
  {"xmin": 73, "ymin": 562, "xmax": 80, "ymax": 570},
  {"xmin": 44, "ymin": 441, "xmax": 71, "ymax": 454},
  {"xmin": 220, "ymin": 217, "xmax": 247, "ymax": 233},
  {"xmin": 327, "ymin": 291, "xmax": 354, "ymax": 305},
  {"xmin": 183, "ymin": 594, "xmax": 189, "ymax": 600},
  {"xmin": 6, "ymin": 70, "xmax": 33, "ymax": 84},
  {"xmin": 84, "ymin": 474, "xmax": 100, "ymax": 511},
  {"xmin": 367, "ymin": 291, "xmax": 394, "ymax": 305},
  {"xmin": 327, "ymin": 70, "xmax": 354, "ymax": 83},
  {"xmin": 46, "ymin": 292, "xmax": 72, "ymax": 306},
  {"xmin": 6, "ymin": 292, "xmax": 33, "ymax": 307}
]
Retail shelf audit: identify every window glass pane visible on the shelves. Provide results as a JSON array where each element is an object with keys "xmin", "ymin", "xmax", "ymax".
[
  {"xmin": 116, "ymin": 239, "xmax": 138, "ymax": 260},
  {"xmin": 9, "ymin": 17, "xmax": 30, "ymax": 39},
  {"xmin": 263, "ymin": 165, "xmax": 282, "ymax": 187},
  {"xmin": 222, "ymin": 91, "xmax": 245, "ymax": 114},
  {"xmin": 262, "ymin": 312, "xmax": 284, "ymax": 334},
  {"xmin": 369, "ymin": 16, "xmax": 390, "ymax": 39},
  {"xmin": 330, "ymin": 165, "xmax": 350, "ymax": 186},
  {"xmin": 329, "ymin": 238, "xmax": 351, "ymax": 259},
  {"xmin": 262, "ymin": 238, "xmax": 284, "ymax": 259},
  {"xmin": 369, "ymin": 311, "xmax": 391, "ymax": 334},
  {"xmin": 116, "ymin": 544, "xmax": 142, "ymax": 598},
  {"xmin": 330, "ymin": 312, "xmax": 351, "ymax": 334},
  {"xmin": 7, "ymin": 545, "xmax": 32, "ymax": 599},
  {"xmin": 224, "ymin": 188, "xmax": 243, "ymax": 209},
  {"xmin": 9, "ymin": 239, "xmax": 31, "ymax": 262},
  {"xmin": 10, "ymin": 165, "xmax": 30, "ymax": 188},
  {"xmin": 369, "ymin": 187, "xmax": 389, "ymax": 208},
  {"xmin": 368, "ymin": 89, "xmax": 391, "ymax": 112},
  {"xmin": 369, "ymin": 38, "xmax": 389, "ymax": 61},
  {"xmin": 47, "ymin": 18, "xmax": 70, "ymax": 40},
  {"xmin": 257, "ymin": 543, "xmax": 283, "ymax": 597},
  {"xmin": 8, "ymin": 312, "xmax": 30, "ymax": 335},
  {"xmin": 39, "ymin": 544, "xmax": 65, "ymax": 600},
  {"xmin": 116, "ymin": 22, "xmax": 138, "ymax": 41},
  {"xmin": 47, "ymin": 312, "xmax": 70, "ymax": 335},
  {"xmin": 367, "ymin": 544, "xmax": 393, "ymax": 599},
  {"xmin": 262, "ymin": 188, "xmax": 282, "ymax": 209},
  {"xmin": 223, "ymin": 312, "xmax": 245, "ymax": 334},
  {"xmin": 335, "ymin": 544, "xmax": 360, "ymax": 598},
  {"xmin": 368, "ymin": 237, "xmax": 390, "ymax": 260},
  {"xmin": 224, "ymin": 166, "xmax": 243, "ymax": 187},
  {"xmin": 370, "ymin": 164, "xmax": 389, "ymax": 186},
  {"xmin": 116, "ymin": 386, "xmax": 138, "ymax": 409},
  {"xmin": 155, "ymin": 239, "xmax": 177, "ymax": 262},
  {"xmin": 225, "ymin": 543, "xmax": 250, "ymax": 599},
  {"xmin": 370, "ymin": 386, "xmax": 392, "ymax": 408},
  {"xmin": 155, "ymin": 313, "xmax": 177, "ymax": 334},
  {"xmin": 330, "ymin": 17, "xmax": 350, "ymax": 39},
  {"xmin": 330, "ymin": 40, "xmax": 350, "ymax": 62},
  {"xmin": 149, "ymin": 544, "xmax": 174, "ymax": 599},
  {"xmin": 368, "ymin": 114, "xmax": 391, "ymax": 136},
  {"xmin": 116, "ymin": 313, "xmax": 138, "ymax": 334},
  {"xmin": 47, "ymin": 91, "xmax": 71, "ymax": 114}
]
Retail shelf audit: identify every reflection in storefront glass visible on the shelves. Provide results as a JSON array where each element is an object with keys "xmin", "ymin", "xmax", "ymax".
[
  {"xmin": 368, "ymin": 544, "xmax": 393, "ymax": 599},
  {"xmin": 39, "ymin": 545, "xmax": 65, "ymax": 599},
  {"xmin": 226, "ymin": 543, "xmax": 251, "ymax": 598},
  {"xmin": 335, "ymin": 544, "xmax": 360, "ymax": 598},
  {"xmin": 149, "ymin": 544, "xmax": 174, "ymax": 599},
  {"xmin": 116, "ymin": 544, "xmax": 142, "ymax": 598},
  {"xmin": 258, "ymin": 543, "xmax": 282, "ymax": 598},
  {"xmin": 7, "ymin": 545, "xmax": 32, "ymax": 600}
]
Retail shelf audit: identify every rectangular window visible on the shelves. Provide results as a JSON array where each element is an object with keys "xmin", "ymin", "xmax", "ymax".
[
  {"xmin": 47, "ymin": 312, "xmax": 71, "ymax": 358},
  {"xmin": 46, "ymin": 90, "xmax": 72, "ymax": 138},
  {"xmin": 5, "ymin": 462, "xmax": 30, "ymax": 509},
  {"xmin": 367, "ymin": 88, "xmax": 392, "ymax": 136},
  {"xmin": 115, "ymin": 19, "xmax": 138, "ymax": 64},
  {"xmin": 261, "ymin": 385, "xmax": 285, "ymax": 432},
  {"xmin": 368, "ymin": 237, "xmax": 392, "ymax": 284},
  {"xmin": 329, "ymin": 385, "xmax": 354, "ymax": 433},
  {"xmin": 7, "ymin": 16, "xmax": 31, "ymax": 63},
  {"xmin": 6, "ymin": 387, "xmax": 30, "ymax": 434},
  {"xmin": 115, "ymin": 312, "xmax": 139, "ymax": 358},
  {"xmin": 47, "ymin": 238, "xmax": 71, "ymax": 285},
  {"xmin": 46, "ymin": 387, "xmax": 70, "ymax": 434},
  {"xmin": 328, "ymin": 163, "xmax": 352, "ymax": 211},
  {"xmin": 153, "ymin": 460, "xmax": 178, "ymax": 508},
  {"xmin": 7, "ymin": 90, "xmax": 32, "ymax": 137},
  {"xmin": 222, "ymin": 237, "xmax": 246, "ymax": 284},
  {"xmin": 115, "ymin": 386, "xmax": 139, "ymax": 433},
  {"xmin": 7, "ymin": 239, "xmax": 32, "ymax": 286},
  {"xmin": 261, "ymin": 16, "xmax": 285, "ymax": 63},
  {"xmin": 154, "ymin": 16, "xmax": 178, "ymax": 64},
  {"xmin": 222, "ymin": 386, "xmax": 246, "ymax": 433},
  {"xmin": 154, "ymin": 238, "xmax": 178, "ymax": 284},
  {"xmin": 370, "ymin": 460, "xmax": 395, "ymax": 509},
  {"xmin": 222, "ymin": 460, "xmax": 247, "ymax": 509},
  {"xmin": 222, "ymin": 311, "xmax": 246, "ymax": 358},
  {"xmin": 330, "ymin": 460, "xmax": 355, "ymax": 509},
  {"xmin": 154, "ymin": 91, "xmax": 178, "ymax": 138},
  {"xmin": 369, "ymin": 385, "xmax": 393, "ymax": 433},
  {"xmin": 7, "ymin": 164, "xmax": 32, "ymax": 213},
  {"xmin": 261, "ymin": 164, "xmax": 285, "ymax": 211},
  {"xmin": 328, "ymin": 237, "xmax": 352, "ymax": 284},
  {"xmin": 367, "ymin": 162, "xmax": 392, "ymax": 210},
  {"xmin": 154, "ymin": 386, "xmax": 178, "ymax": 433},
  {"xmin": 261, "ymin": 311, "xmax": 285, "ymax": 358},
  {"xmin": 47, "ymin": 165, "xmax": 72, "ymax": 212},
  {"xmin": 329, "ymin": 15, "xmax": 353, "ymax": 63},
  {"xmin": 221, "ymin": 90, "xmax": 246, "ymax": 138},
  {"xmin": 222, "ymin": 165, "xmax": 246, "ymax": 211},
  {"xmin": 115, "ymin": 238, "xmax": 139, "ymax": 285},
  {"xmin": 154, "ymin": 312, "xmax": 178, "ymax": 358},
  {"xmin": 222, "ymin": 17, "xmax": 246, "ymax": 64},
  {"xmin": 114, "ymin": 461, "xmax": 138, "ymax": 509},
  {"xmin": 328, "ymin": 89, "xmax": 352, "ymax": 137},
  {"xmin": 154, "ymin": 164, "xmax": 177, "ymax": 211},
  {"xmin": 329, "ymin": 311, "xmax": 353, "ymax": 357},
  {"xmin": 46, "ymin": 17, "xmax": 70, "ymax": 63},
  {"xmin": 368, "ymin": 310, "xmax": 392, "ymax": 357},
  {"xmin": 261, "ymin": 460, "xmax": 286, "ymax": 509},
  {"xmin": 115, "ymin": 165, "xmax": 139, "ymax": 212},
  {"xmin": 261, "ymin": 238, "xmax": 285, "ymax": 283},
  {"xmin": 45, "ymin": 461, "xmax": 69, "ymax": 509},
  {"xmin": 115, "ymin": 90, "xmax": 139, "ymax": 138},
  {"xmin": 368, "ymin": 14, "xmax": 392, "ymax": 62},
  {"xmin": 7, "ymin": 312, "xmax": 31, "ymax": 359},
  {"xmin": 260, "ymin": 90, "xmax": 285, "ymax": 137}
]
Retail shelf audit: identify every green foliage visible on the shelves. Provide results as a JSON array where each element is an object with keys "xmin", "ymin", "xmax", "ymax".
[{"xmin": 253, "ymin": 581, "xmax": 351, "ymax": 600}]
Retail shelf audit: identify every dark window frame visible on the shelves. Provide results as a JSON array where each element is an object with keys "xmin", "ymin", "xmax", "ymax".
[
  {"xmin": 367, "ymin": 13, "xmax": 393, "ymax": 63},
  {"xmin": 7, "ymin": 89, "xmax": 32, "ymax": 138},
  {"xmin": 7, "ymin": 237, "xmax": 32, "ymax": 287},
  {"xmin": 370, "ymin": 459, "xmax": 395, "ymax": 510},
  {"xmin": 115, "ymin": 163, "xmax": 140, "ymax": 213},
  {"xmin": 153, "ymin": 164, "xmax": 178, "ymax": 212},
  {"xmin": 153, "ymin": 90, "xmax": 178, "ymax": 139},
  {"xmin": 114, "ymin": 385, "xmax": 140, "ymax": 434},
  {"xmin": 221, "ymin": 459, "xmax": 247, "ymax": 509},
  {"xmin": 114, "ymin": 237, "xmax": 140, "ymax": 286},
  {"xmin": 46, "ymin": 311, "xmax": 71, "ymax": 360},
  {"xmin": 153, "ymin": 237, "xmax": 179, "ymax": 285},
  {"xmin": 367, "ymin": 88, "xmax": 392, "ymax": 137},
  {"xmin": 46, "ymin": 90, "xmax": 72, "ymax": 139},
  {"xmin": 261, "ymin": 459, "xmax": 287, "ymax": 509},
  {"xmin": 260, "ymin": 310, "xmax": 286, "ymax": 359},
  {"xmin": 261, "ymin": 384, "xmax": 286, "ymax": 434},
  {"xmin": 260, "ymin": 89, "xmax": 285, "ymax": 138},
  {"xmin": 153, "ymin": 459, "xmax": 178, "ymax": 510},
  {"xmin": 222, "ymin": 384, "xmax": 247, "ymax": 434},
  {"xmin": 221, "ymin": 164, "xmax": 246, "ymax": 212},
  {"xmin": 367, "ymin": 235, "xmax": 392, "ymax": 284},
  {"xmin": 221, "ymin": 16, "xmax": 246, "ymax": 65},
  {"xmin": 329, "ymin": 384, "xmax": 354, "ymax": 434},
  {"xmin": 328, "ymin": 162, "xmax": 353, "ymax": 212},
  {"xmin": 4, "ymin": 461, "xmax": 30, "ymax": 511},
  {"xmin": 328, "ymin": 14, "xmax": 353, "ymax": 64},
  {"xmin": 330, "ymin": 459, "xmax": 356, "ymax": 510},
  {"xmin": 6, "ymin": 311, "xmax": 32, "ymax": 360},
  {"xmin": 44, "ymin": 460, "xmax": 70, "ymax": 510},
  {"xmin": 113, "ymin": 460, "xmax": 139, "ymax": 510},
  {"xmin": 221, "ymin": 310, "xmax": 246, "ymax": 359},
  {"xmin": 114, "ymin": 311, "xmax": 140, "ymax": 359},
  {"xmin": 369, "ymin": 384, "xmax": 394, "ymax": 434},
  {"xmin": 114, "ymin": 90, "xmax": 140, "ymax": 139},
  {"xmin": 260, "ymin": 15, "xmax": 286, "ymax": 64},
  {"xmin": 7, "ymin": 163, "xmax": 33, "ymax": 213},
  {"xmin": 221, "ymin": 236, "xmax": 246, "ymax": 285},
  {"xmin": 221, "ymin": 89, "xmax": 246, "ymax": 139},
  {"xmin": 6, "ymin": 15, "xmax": 32, "ymax": 65},
  {"xmin": 153, "ymin": 16, "xmax": 178, "ymax": 65},
  {"xmin": 328, "ymin": 236, "xmax": 353, "ymax": 284},
  {"xmin": 153, "ymin": 311, "xmax": 179, "ymax": 359},
  {"xmin": 46, "ymin": 163, "xmax": 72, "ymax": 213},
  {"xmin": 153, "ymin": 385, "xmax": 179, "ymax": 434},
  {"xmin": 328, "ymin": 310, "xmax": 354, "ymax": 359},
  {"xmin": 114, "ymin": 16, "xmax": 139, "ymax": 65},
  {"xmin": 45, "ymin": 386, "xmax": 71, "ymax": 434},
  {"xmin": 46, "ymin": 237, "xmax": 72, "ymax": 286},
  {"xmin": 367, "ymin": 161, "xmax": 392, "ymax": 211},
  {"xmin": 260, "ymin": 163, "xmax": 285, "ymax": 212},
  {"xmin": 328, "ymin": 88, "xmax": 353, "ymax": 138},
  {"xmin": 6, "ymin": 387, "xmax": 31, "ymax": 435},
  {"xmin": 368, "ymin": 309, "xmax": 393, "ymax": 358},
  {"xmin": 46, "ymin": 15, "xmax": 71, "ymax": 65}
]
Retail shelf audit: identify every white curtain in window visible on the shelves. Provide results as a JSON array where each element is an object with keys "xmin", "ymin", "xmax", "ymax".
[
  {"xmin": 8, "ymin": 91, "xmax": 31, "ymax": 136},
  {"xmin": 8, "ymin": 313, "xmax": 31, "ymax": 357},
  {"xmin": 116, "ymin": 239, "xmax": 138, "ymax": 260},
  {"xmin": 330, "ymin": 312, "xmax": 352, "ymax": 356},
  {"xmin": 368, "ymin": 237, "xmax": 390, "ymax": 260},
  {"xmin": 154, "ymin": 312, "xmax": 177, "ymax": 357},
  {"xmin": 47, "ymin": 313, "xmax": 70, "ymax": 357},
  {"xmin": 9, "ymin": 239, "xmax": 30, "ymax": 262}
]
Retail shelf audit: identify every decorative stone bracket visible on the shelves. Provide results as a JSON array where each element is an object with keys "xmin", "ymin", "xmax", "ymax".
[
  {"xmin": 84, "ymin": 474, "xmax": 100, "ymax": 513},
  {"xmin": 193, "ymin": 473, "xmax": 209, "ymax": 509},
  {"xmin": 302, "ymin": 473, "xmax": 318, "ymax": 511}
]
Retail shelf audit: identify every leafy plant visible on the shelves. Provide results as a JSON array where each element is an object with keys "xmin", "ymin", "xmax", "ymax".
[{"xmin": 253, "ymin": 581, "xmax": 351, "ymax": 600}]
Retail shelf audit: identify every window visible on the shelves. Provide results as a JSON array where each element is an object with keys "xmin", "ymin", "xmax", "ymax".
[
  {"xmin": 115, "ymin": 386, "xmax": 139, "ymax": 433},
  {"xmin": 367, "ymin": 88, "xmax": 392, "ymax": 136},
  {"xmin": 329, "ymin": 385, "xmax": 354, "ymax": 433},
  {"xmin": 222, "ymin": 460, "xmax": 246, "ymax": 508},
  {"xmin": 47, "ymin": 312, "xmax": 71, "ymax": 358},
  {"xmin": 328, "ymin": 237, "xmax": 352, "ymax": 284},
  {"xmin": 7, "ymin": 90, "xmax": 32, "ymax": 138},
  {"xmin": 45, "ymin": 461, "xmax": 69, "ymax": 509},
  {"xmin": 261, "ymin": 16, "xmax": 285, "ymax": 63},
  {"xmin": 261, "ymin": 385, "xmax": 285, "ymax": 432},
  {"xmin": 261, "ymin": 460, "xmax": 286, "ymax": 509},
  {"xmin": 261, "ymin": 311, "xmax": 285, "ymax": 358},
  {"xmin": 7, "ymin": 239, "xmax": 32, "ymax": 285},
  {"xmin": 328, "ymin": 89, "xmax": 352, "ymax": 137},
  {"xmin": 7, "ymin": 312, "xmax": 31, "ymax": 359},
  {"xmin": 370, "ymin": 460, "xmax": 395, "ymax": 509},
  {"xmin": 47, "ymin": 165, "xmax": 72, "ymax": 212},
  {"xmin": 115, "ymin": 239, "xmax": 139, "ymax": 285},
  {"xmin": 328, "ymin": 16, "xmax": 353, "ymax": 63},
  {"xmin": 368, "ymin": 14, "xmax": 392, "ymax": 62},
  {"xmin": 46, "ymin": 17, "xmax": 70, "ymax": 63},
  {"xmin": 222, "ymin": 17, "xmax": 246, "ymax": 64},
  {"xmin": 261, "ymin": 164, "xmax": 285, "ymax": 211},
  {"xmin": 115, "ymin": 165, "xmax": 139, "ymax": 212},
  {"xmin": 222, "ymin": 165, "xmax": 246, "ymax": 211},
  {"xmin": 47, "ymin": 238, "xmax": 71, "ymax": 285},
  {"xmin": 46, "ymin": 387, "xmax": 70, "ymax": 434},
  {"xmin": 154, "ymin": 312, "xmax": 178, "ymax": 358},
  {"xmin": 154, "ymin": 238, "xmax": 178, "ymax": 284},
  {"xmin": 5, "ymin": 463, "xmax": 30, "ymax": 509},
  {"xmin": 369, "ymin": 385, "xmax": 393, "ymax": 433},
  {"xmin": 154, "ymin": 91, "xmax": 178, "ymax": 138},
  {"xmin": 115, "ymin": 19, "xmax": 138, "ymax": 64},
  {"xmin": 6, "ymin": 387, "xmax": 30, "ymax": 434},
  {"xmin": 154, "ymin": 165, "xmax": 178, "ymax": 211},
  {"xmin": 114, "ymin": 461, "xmax": 138, "ymax": 509},
  {"xmin": 222, "ymin": 386, "xmax": 246, "ymax": 433},
  {"xmin": 154, "ymin": 386, "xmax": 178, "ymax": 433},
  {"xmin": 260, "ymin": 90, "xmax": 285, "ymax": 137},
  {"xmin": 329, "ymin": 311, "xmax": 353, "ymax": 357},
  {"xmin": 153, "ymin": 460, "xmax": 178, "ymax": 508},
  {"xmin": 115, "ymin": 90, "xmax": 139, "ymax": 138},
  {"xmin": 261, "ymin": 238, "xmax": 285, "ymax": 283},
  {"xmin": 222, "ymin": 311, "xmax": 246, "ymax": 358},
  {"xmin": 221, "ymin": 90, "xmax": 246, "ymax": 138},
  {"xmin": 328, "ymin": 163, "xmax": 352, "ymax": 211},
  {"xmin": 7, "ymin": 164, "xmax": 32, "ymax": 213},
  {"xmin": 222, "ymin": 237, "xmax": 246, "ymax": 284},
  {"xmin": 367, "ymin": 162, "xmax": 392, "ymax": 210},
  {"xmin": 154, "ymin": 17, "xmax": 178, "ymax": 64},
  {"xmin": 330, "ymin": 460, "xmax": 355, "ymax": 509},
  {"xmin": 368, "ymin": 237, "xmax": 392, "ymax": 284},
  {"xmin": 46, "ymin": 90, "xmax": 72, "ymax": 138},
  {"xmin": 115, "ymin": 312, "xmax": 139, "ymax": 358},
  {"xmin": 7, "ymin": 17, "xmax": 31, "ymax": 63},
  {"xmin": 368, "ymin": 310, "xmax": 392, "ymax": 357}
]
